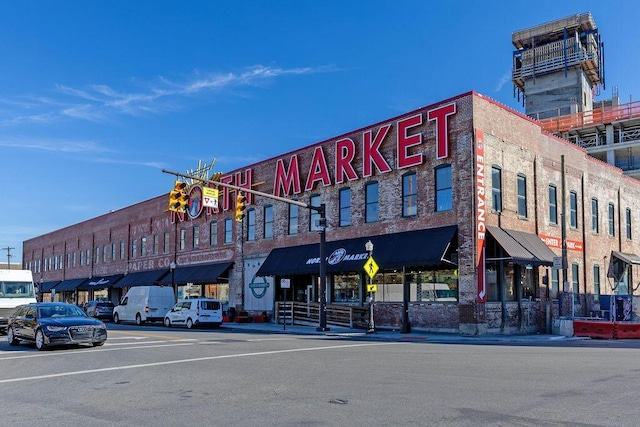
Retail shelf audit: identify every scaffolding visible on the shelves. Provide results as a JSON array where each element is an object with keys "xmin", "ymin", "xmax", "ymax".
[{"xmin": 512, "ymin": 12, "xmax": 604, "ymax": 95}]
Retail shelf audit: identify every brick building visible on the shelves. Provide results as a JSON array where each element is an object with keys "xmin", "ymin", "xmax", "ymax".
[{"xmin": 22, "ymin": 91, "xmax": 640, "ymax": 334}]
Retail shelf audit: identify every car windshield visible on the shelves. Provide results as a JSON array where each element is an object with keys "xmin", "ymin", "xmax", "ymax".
[{"xmin": 38, "ymin": 304, "xmax": 86, "ymax": 318}]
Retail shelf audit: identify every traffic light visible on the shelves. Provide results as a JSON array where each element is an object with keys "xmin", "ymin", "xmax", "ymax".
[
  {"xmin": 168, "ymin": 181, "xmax": 189, "ymax": 213},
  {"xmin": 235, "ymin": 191, "xmax": 247, "ymax": 222}
]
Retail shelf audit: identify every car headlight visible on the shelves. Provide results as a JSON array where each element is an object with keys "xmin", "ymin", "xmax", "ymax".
[
  {"xmin": 97, "ymin": 323, "xmax": 107, "ymax": 329},
  {"xmin": 44, "ymin": 326, "xmax": 68, "ymax": 332}
]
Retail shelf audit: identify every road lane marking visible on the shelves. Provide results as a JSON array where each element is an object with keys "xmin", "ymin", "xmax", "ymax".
[{"xmin": 0, "ymin": 342, "xmax": 400, "ymax": 383}]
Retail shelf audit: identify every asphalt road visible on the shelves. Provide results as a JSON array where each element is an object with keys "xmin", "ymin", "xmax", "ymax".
[{"xmin": 1, "ymin": 323, "xmax": 639, "ymax": 426}]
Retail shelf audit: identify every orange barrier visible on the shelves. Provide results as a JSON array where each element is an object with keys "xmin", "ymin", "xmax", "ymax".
[
  {"xmin": 614, "ymin": 322, "xmax": 640, "ymax": 340},
  {"xmin": 573, "ymin": 320, "xmax": 615, "ymax": 339}
]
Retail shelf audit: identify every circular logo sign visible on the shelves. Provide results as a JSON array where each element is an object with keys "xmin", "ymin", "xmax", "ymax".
[
  {"xmin": 187, "ymin": 184, "xmax": 204, "ymax": 219},
  {"xmin": 249, "ymin": 276, "xmax": 270, "ymax": 299},
  {"xmin": 327, "ymin": 248, "xmax": 347, "ymax": 265}
]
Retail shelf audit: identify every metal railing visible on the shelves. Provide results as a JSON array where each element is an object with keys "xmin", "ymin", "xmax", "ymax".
[
  {"xmin": 538, "ymin": 100, "xmax": 640, "ymax": 133},
  {"xmin": 275, "ymin": 301, "xmax": 369, "ymax": 329}
]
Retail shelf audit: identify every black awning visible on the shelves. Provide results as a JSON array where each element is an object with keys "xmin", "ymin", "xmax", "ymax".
[
  {"xmin": 77, "ymin": 274, "xmax": 124, "ymax": 291},
  {"xmin": 53, "ymin": 277, "xmax": 89, "ymax": 292},
  {"xmin": 39, "ymin": 281, "xmax": 60, "ymax": 293},
  {"xmin": 159, "ymin": 262, "xmax": 233, "ymax": 285},
  {"xmin": 113, "ymin": 269, "xmax": 169, "ymax": 288},
  {"xmin": 487, "ymin": 226, "xmax": 555, "ymax": 266},
  {"xmin": 611, "ymin": 251, "xmax": 640, "ymax": 265},
  {"xmin": 257, "ymin": 225, "xmax": 457, "ymax": 277}
]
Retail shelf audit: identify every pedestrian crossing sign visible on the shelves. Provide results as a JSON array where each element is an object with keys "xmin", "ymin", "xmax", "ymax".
[{"xmin": 364, "ymin": 257, "xmax": 379, "ymax": 279}]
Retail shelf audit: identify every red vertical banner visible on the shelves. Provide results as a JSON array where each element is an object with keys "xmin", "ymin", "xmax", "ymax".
[{"xmin": 475, "ymin": 129, "xmax": 487, "ymax": 303}]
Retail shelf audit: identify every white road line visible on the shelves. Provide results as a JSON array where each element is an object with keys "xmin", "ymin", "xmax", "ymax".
[
  {"xmin": 0, "ymin": 341, "xmax": 198, "ymax": 361},
  {"xmin": 0, "ymin": 342, "xmax": 400, "ymax": 384}
]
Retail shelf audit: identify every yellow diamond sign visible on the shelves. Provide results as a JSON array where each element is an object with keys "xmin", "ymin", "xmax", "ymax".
[{"xmin": 364, "ymin": 257, "xmax": 379, "ymax": 279}]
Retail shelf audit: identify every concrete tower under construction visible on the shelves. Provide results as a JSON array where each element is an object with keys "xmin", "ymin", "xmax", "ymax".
[{"xmin": 512, "ymin": 12, "xmax": 605, "ymax": 120}]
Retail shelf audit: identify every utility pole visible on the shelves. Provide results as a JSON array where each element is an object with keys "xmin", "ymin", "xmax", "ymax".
[
  {"xmin": 2, "ymin": 247, "xmax": 15, "ymax": 269},
  {"xmin": 162, "ymin": 169, "xmax": 330, "ymax": 331}
]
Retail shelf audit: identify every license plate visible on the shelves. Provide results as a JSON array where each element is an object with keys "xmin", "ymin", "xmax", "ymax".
[{"xmin": 75, "ymin": 327, "xmax": 89, "ymax": 332}]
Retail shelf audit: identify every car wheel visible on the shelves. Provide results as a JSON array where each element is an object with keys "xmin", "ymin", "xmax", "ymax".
[
  {"xmin": 164, "ymin": 317, "xmax": 171, "ymax": 328},
  {"xmin": 136, "ymin": 313, "xmax": 144, "ymax": 325},
  {"xmin": 92, "ymin": 341, "xmax": 105, "ymax": 347},
  {"xmin": 186, "ymin": 318, "xmax": 193, "ymax": 329},
  {"xmin": 35, "ymin": 329, "xmax": 47, "ymax": 351},
  {"xmin": 7, "ymin": 326, "xmax": 19, "ymax": 345},
  {"xmin": 113, "ymin": 313, "xmax": 120, "ymax": 324}
]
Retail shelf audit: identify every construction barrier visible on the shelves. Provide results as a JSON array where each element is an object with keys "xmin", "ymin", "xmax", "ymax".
[
  {"xmin": 573, "ymin": 320, "xmax": 615, "ymax": 339},
  {"xmin": 614, "ymin": 322, "xmax": 640, "ymax": 340},
  {"xmin": 573, "ymin": 320, "xmax": 640, "ymax": 340}
]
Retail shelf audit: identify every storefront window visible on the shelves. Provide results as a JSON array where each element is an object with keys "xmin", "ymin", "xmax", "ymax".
[
  {"xmin": 333, "ymin": 273, "xmax": 360, "ymax": 302},
  {"xmin": 374, "ymin": 270, "xmax": 458, "ymax": 302}
]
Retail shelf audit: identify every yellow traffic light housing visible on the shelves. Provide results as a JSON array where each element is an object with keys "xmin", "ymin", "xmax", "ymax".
[
  {"xmin": 235, "ymin": 191, "xmax": 247, "ymax": 222},
  {"xmin": 168, "ymin": 181, "xmax": 189, "ymax": 213}
]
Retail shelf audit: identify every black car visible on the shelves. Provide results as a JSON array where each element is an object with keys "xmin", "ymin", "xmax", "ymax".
[
  {"xmin": 7, "ymin": 302, "xmax": 107, "ymax": 351},
  {"xmin": 84, "ymin": 301, "xmax": 115, "ymax": 321}
]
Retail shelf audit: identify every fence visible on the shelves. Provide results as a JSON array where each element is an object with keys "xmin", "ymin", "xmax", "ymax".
[{"xmin": 274, "ymin": 301, "xmax": 369, "ymax": 329}]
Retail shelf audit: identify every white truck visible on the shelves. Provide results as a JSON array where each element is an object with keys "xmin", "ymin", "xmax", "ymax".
[{"xmin": 0, "ymin": 269, "xmax": 37, "ymax": 334}]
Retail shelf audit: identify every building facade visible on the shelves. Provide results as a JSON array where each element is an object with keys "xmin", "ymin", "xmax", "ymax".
[{"xmin": 23, "ymin": 92, "xmax": 640, "ymax": 334}]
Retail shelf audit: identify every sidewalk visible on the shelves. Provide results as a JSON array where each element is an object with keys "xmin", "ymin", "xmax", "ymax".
[{"xmin": 220, "ymin": 320, "xmax": 580, "ymax": 344}]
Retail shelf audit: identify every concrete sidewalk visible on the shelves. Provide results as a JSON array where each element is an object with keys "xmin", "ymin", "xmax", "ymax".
[{"xmin": 220, "ymin": 320, "xmax": 580, "ymax": 344}]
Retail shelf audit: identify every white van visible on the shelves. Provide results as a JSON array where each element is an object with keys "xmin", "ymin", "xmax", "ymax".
[
  {"xmin": 0, "ymin": 269, "xmax": 37, "ymax": 333},
  {"xmin": 163, "ymin": 298, "xmax": 223, "ymax": 329},
  {"xmin": 113, "ymin": 286, "xmax": 175, "ymax": 325}
]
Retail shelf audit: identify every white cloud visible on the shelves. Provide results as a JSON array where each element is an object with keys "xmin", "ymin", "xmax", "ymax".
[
  {"xmin": 0, "ymin": 137, "xmax": 114, "ymax": 154},
  {"xmin": 495, "ymin": 70, "xmax": 512, "ymax": 92}
]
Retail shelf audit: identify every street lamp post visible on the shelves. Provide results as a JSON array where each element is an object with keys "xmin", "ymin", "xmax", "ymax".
[
  {"xmin": 316, "ymin": 204, "xmax": 330, "ymax": 332},
  {"xmin": 365, "ymin": 240, "xmax": 375, "ymax": 334},
  {"xmin": 170, "ymin": 262, "xmax": 176, "ymax": 300}
]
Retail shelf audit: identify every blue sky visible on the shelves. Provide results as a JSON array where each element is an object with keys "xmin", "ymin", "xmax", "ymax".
[{"xmin": 2, "ymin": 1, "xmax": 639, "ymax": 265}]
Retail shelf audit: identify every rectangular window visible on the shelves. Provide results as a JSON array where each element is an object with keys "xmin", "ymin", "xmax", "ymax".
[
  {"xmin": 103, "ymin": 245, "xmax": 108, "ymax": 263},
  {"xmin": 164, "ymin": 232, "xmax": 170, "ymax": 254},
  {"xmin": 436, "ymin": 165, "xmax": 452, "ymax": 212},
  {"xmin": 402, "ymin": 173, "xmax": 417, "ymax": 217},
  {"xmin": 247, "ymin": 209, "xmax": 256, "ymax": 241},
  {"xmin": 153, "ymin": 234, "xmax": 159, "ymax": 255},
  {"xmin": 339, "ymin": 188, "xmax": 351, "ymax": 227},
  {"xmin": 491, "ymin": 166, "xmax": 502, "ymax": 212},
  {"xmin": 264, "ymin": 206, "xmax": 273, "ymax": 239},
  {"xmin": 570, "ymin": 191, "xmax": 578, "ymax": 229},
  {"xmin": 551, "ymin": 268, "xmax": 559, "ymax": 298},
  {"xmin": 608, "ymin": 203, "xmax": 615, "ymax": 236},
  {"xmin": 192, "ymin": 225, "xmax": 199, "ymax": 248},
  {"xmin": 591, "ymin": 198, "xmax": 599, "ymax": 233},
  {"xmin": 365, "ymin": 182, "xmax": 379, "ymax": 223},
  {"xmin": 73, "ymin": 251, "xmax": 76, "ymax": 268},
  {"xmin": 210, "ymin": 221, "xmax": 218, "ymax": 246},
  {"xmin": 517, "ymin": 174, "xmax": 527, "ymax": 218},
  {"xmin": 180, "ymin": 228, "xmax": 186, "ymax": 251},
  {"xmin": 288, "ymin": 204, "xmax": 298, "ymax": 235},
  {"xmin": 549, "ymin": 185, "xmax": 558, "ymax": 225},
  {"xmin": 224, "ymin": 218, "xmax": 233, "ymax": 243},
  {"xmin": 310, "ymin": 195, "xmax": 322, "ymax": 231},
  {"xmin": 141, "ymin": 236, "xmax": 147, "ymax": 257},
  {"xmin": 111, "ymin": 243, "xmax": 116, "ymax": 262},
  {"xmin": 120, "ymin": 241, "xmax": 125, "ymax": 260},
  {"xmin": 86, "ymin": 249, "xmax": 90, "ymax": 266},
  {"xmin": 626, "ymin": 208, "xmax": 632, "ymax": 240},
  {"xmin": 593, "ymin": 265, "xmax": 600, "ymax": 299},
  {"xmin": 95, "ymin": 246, "xmax": 100, "ymax": 264},
  {"xmin": 572, "ymin": 263, "xmax": 580, "ymax": 303},
  {"xmin": 131, "ymin": 240, "xmax": 137, "ymax": 259}
]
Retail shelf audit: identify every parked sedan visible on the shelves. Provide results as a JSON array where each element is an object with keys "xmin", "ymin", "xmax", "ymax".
[
  {"xmin": 84, "ymin": 301, "xmax": 115, "ymax": 321},
  {"xmin": 7, "ymin": 302, "xmax": 107, "ymax": 351}
]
